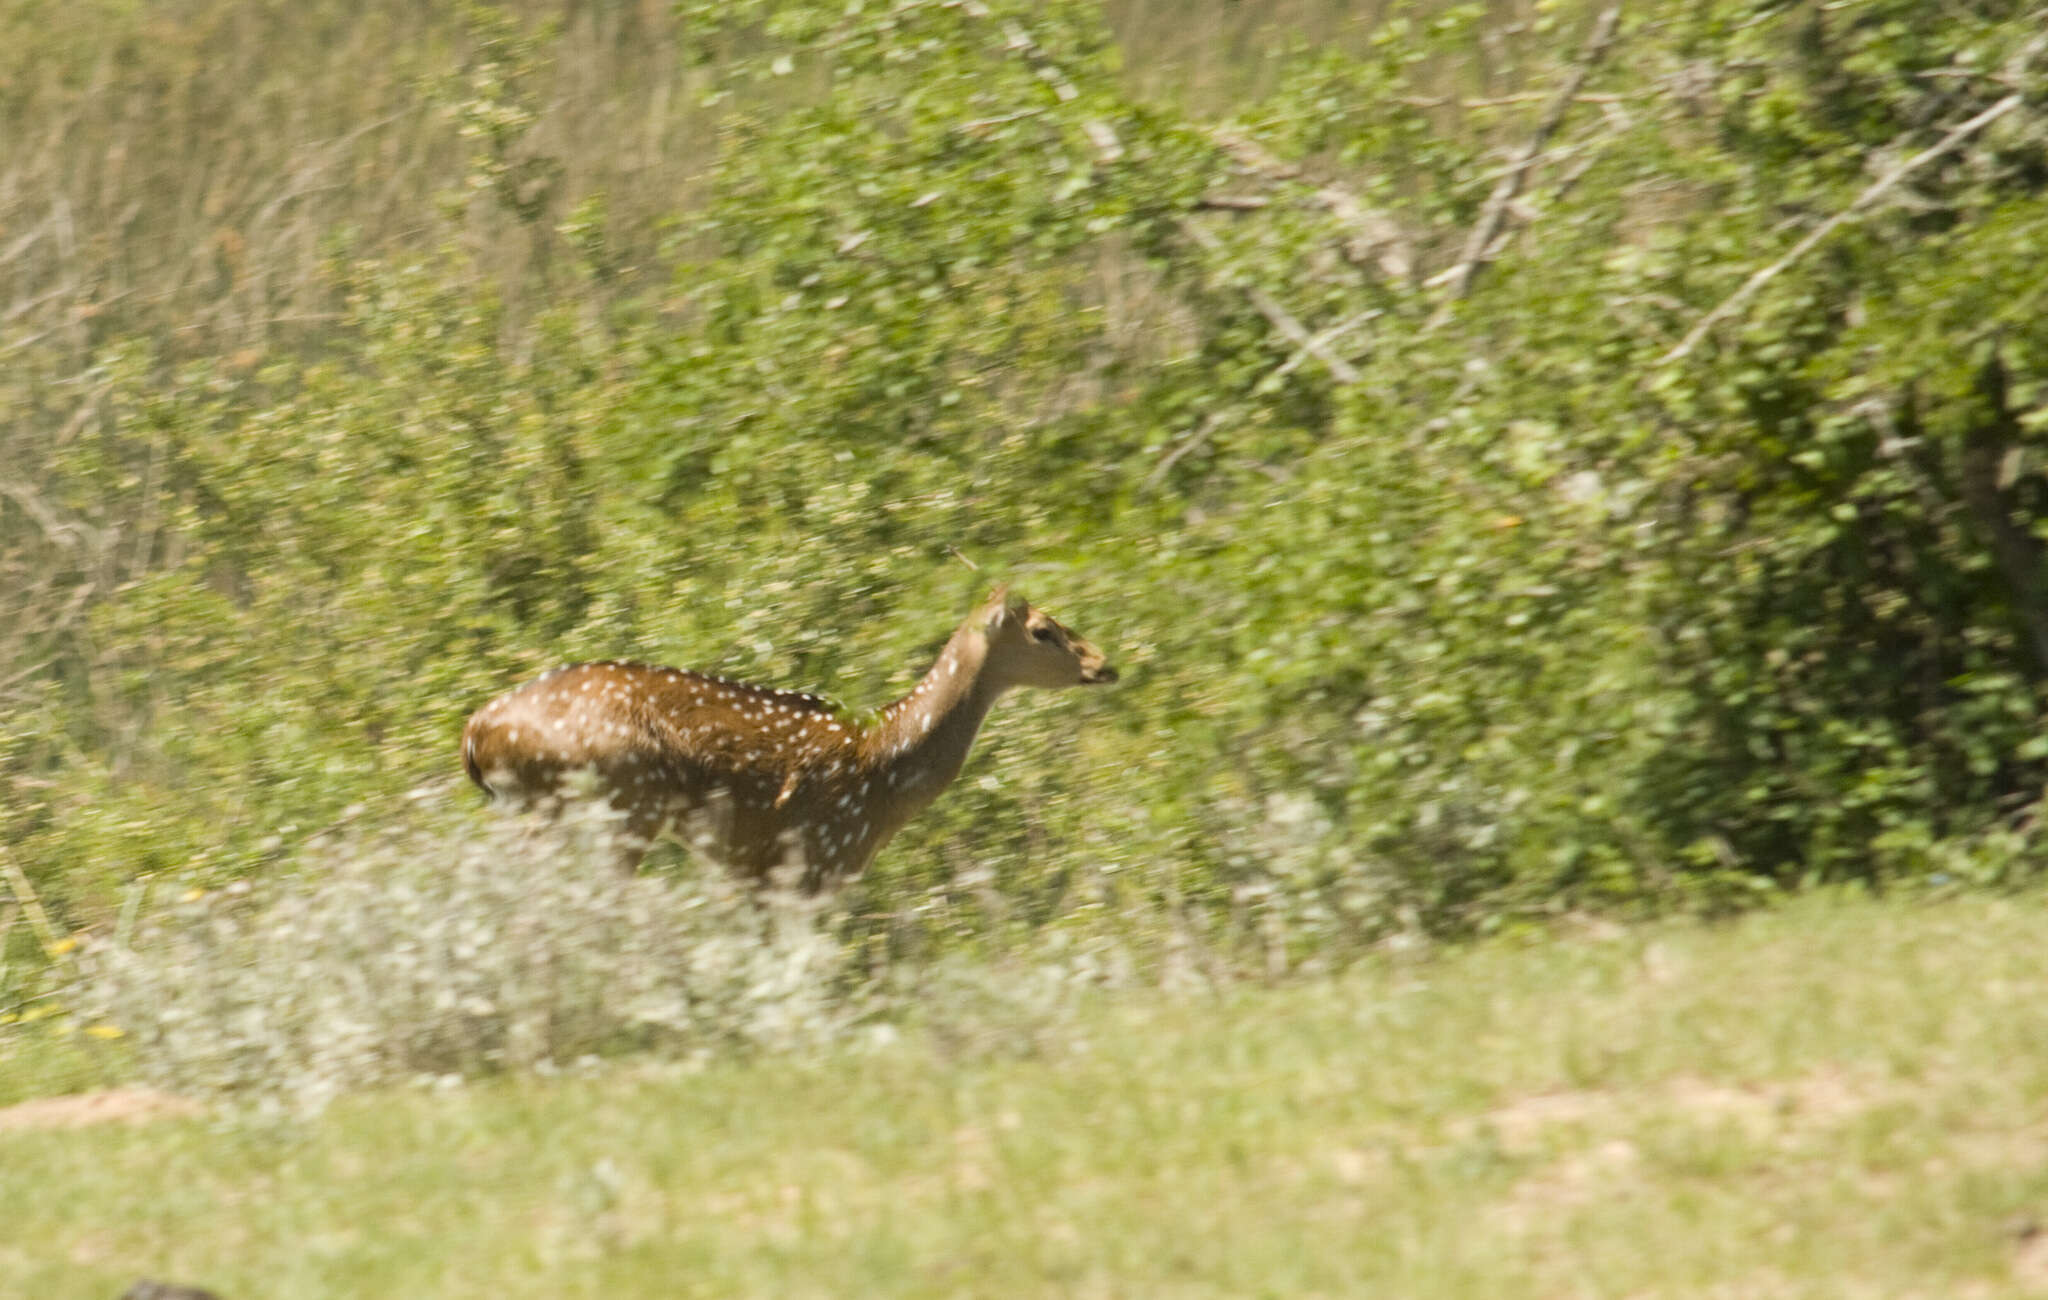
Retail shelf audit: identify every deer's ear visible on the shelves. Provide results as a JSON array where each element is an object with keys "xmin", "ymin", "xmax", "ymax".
[{"xmin": 982, "ymin": 583, "xmax": 1014, "ymax": 631}]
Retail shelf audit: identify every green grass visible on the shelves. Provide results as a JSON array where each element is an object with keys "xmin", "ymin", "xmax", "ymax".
[{"xmin": 9, "ymin": 890, "xmax": 2048, "ymax": 1297}]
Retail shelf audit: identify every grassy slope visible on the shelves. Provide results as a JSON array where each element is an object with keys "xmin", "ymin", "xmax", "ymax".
[{"xmin": 9, "ymin": 891, "xmax": 2048, "ymax": 1298}]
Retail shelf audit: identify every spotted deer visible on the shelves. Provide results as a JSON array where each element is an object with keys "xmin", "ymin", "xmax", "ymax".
[{"xmin": 461, "ymin": 586, "xmax": 1116, "ymax": 888}]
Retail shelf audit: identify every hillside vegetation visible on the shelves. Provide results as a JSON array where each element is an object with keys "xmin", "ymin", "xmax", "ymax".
[{"xmin": 4, "ymin": 0, "xmax": 2048, "ymax": 982}]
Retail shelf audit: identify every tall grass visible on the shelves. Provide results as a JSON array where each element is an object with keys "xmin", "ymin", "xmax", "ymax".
[{"xmin": 1, "ymin": 0, "xmax": 1430, "ymax": 378}]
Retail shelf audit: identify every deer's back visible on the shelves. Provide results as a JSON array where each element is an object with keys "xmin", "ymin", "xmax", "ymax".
[{"xmin": 462, "ymin": 661, "xmax": 856, "ymax": 807}]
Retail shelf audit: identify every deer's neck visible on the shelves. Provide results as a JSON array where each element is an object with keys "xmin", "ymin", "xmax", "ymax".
[{"xmin": 856, "ymin": 623, "xmax": 1003, "ymax": 820}]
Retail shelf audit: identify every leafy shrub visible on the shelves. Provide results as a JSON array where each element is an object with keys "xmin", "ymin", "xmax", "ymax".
[{"xmin": 8, "ymin": 0, "xmax": 2048, "ymax": 975}]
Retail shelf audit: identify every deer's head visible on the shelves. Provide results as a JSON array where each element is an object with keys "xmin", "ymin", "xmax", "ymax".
[{"xmin": 976, "ymin": 585, "xmax": 1118, "ymax": 690}]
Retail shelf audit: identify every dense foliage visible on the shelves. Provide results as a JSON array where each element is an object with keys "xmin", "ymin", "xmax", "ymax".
[{"xmin": 6, "ymin": 0, "xmax": 2048, "ymax": 978}]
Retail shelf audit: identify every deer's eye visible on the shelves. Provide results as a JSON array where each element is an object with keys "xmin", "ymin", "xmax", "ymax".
[{"xmin": 1031, "ymin": 623, "xmax": 1058, "ymax": 642}]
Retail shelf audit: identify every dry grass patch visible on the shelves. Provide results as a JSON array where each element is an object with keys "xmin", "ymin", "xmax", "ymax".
[
  {"xmin": 1476, "ymin": 1065, "xmax": 1897, "ymax": 1153},
  {"xmin": 0, "ymin": 1087, "xmax": 201, "ymax": 1132},
  {"xmin": 2011, "ymin": 1222, "xmax": 2048, "ymax": 1295},
  {"xmin": 1480, "ymin": 1067, "xmax": 1904, "ymax": 1240}
]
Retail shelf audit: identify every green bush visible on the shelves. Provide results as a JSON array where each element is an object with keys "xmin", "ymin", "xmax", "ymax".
[{"xmin": 6, "ymin": 0, "xmax": 2048, "ymax": 980}]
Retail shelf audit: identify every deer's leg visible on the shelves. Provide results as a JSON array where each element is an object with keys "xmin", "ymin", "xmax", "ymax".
[{"xmin": 603, "ymin": 792, "xmax": 671, "ymax": 877}]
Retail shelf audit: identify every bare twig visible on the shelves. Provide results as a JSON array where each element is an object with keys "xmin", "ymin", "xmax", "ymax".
[
  {"xmin": 948, "ymin": 2, "xmax": 1122, "ymax": 165},
  {"xmin": 2, "ymin": 283, "xmax": 76, "ymax": 327},
  {"xmin": 0, "ymin": 846, "xmax": 68, "ymax": 957},
  {"xmin": 1270, "ymin": 309, "xmax": 1379, "ymax": 383},
  {"xmin": 1450, "ymin": 130, "xmax": 1607, "ymax": 197},
  {"xmin": 957, "ymin": 108, "xmax": 1044, "ymax": 133},
  {"xmin": 0, "ymin": 481, "xmax": 96, "ymax": 552},
  {"xmin": 1434, "ymin": 3, "xmax": 1623, "ymax": 312},
  {"xmin": 1544, "ymin": 103, "xmax": 1636, "ymax": 209},
  {"xmin": 1211, "ymin": 128, "xmax": 1412, "ymax": 279},
  {"xmin": 1212, "ymin": 132, "xmax": 1304, "ymax": 181},
  {"xmin": 1656, "ymin": 89, "xmax": 2026, "ymax": 367},
  {"xmin": 1080, "ymin": 119, "xmax": 1125, "ymax": 165},
  {"xmin": 1242, "ymin": 284, "xmax": 1359, "ymax": 384},
  {"xmin": 1398, "ymin": 91, "xmax": 1634, "ymax": 110},
  {"xmin": 1145, "ymin": 410, "xmax": 1230, "ymax": 489},
  {"xmin": 1145, "ymin": 310, "xmax": 1379, "ymax": 488},
  {"xmin": 0, "ymin": 218, "xmax": 50, "ymax": 269},
  {"xmin": 1417, "ymin": 104, "xmax": 1634, "ymax": 293},
  {"xmin": 51, "ymin": 376, "xmax": 114, "ymax": 444},
  {"xmin": 0, "ymin": 327, "xmax": 58, "ymax": 358},
  {"xmin": 1177, "ymin": 218, "xmax": 1363, "ymax": 384}
]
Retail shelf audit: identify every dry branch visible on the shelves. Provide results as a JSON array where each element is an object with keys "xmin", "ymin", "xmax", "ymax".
[
  {"xmin": 1210, "ymin": 129, "xmax": 1412, "ymax": 280},
  {"xmin": 1656, "ymin": 90, "xmax": 2027, "ymax": 367},
  {"xmin": 1177, "ymin": 218, "xmax": 1364, "ymax": 385},
  {"xmin": 1144, "ymin": 308, "xmax": 1380, "ymax": 488},
  {"xmin": 0, "ymin": 846, "xmax": 67, "ymax": 956},
  {"xmin": 1398, "ymin": 91, "xmax": 1634, "ymax": 110},
  {"xmin": 1145, "ymin": 410, "xmax": 1229, "ymax": 489},
  {"xmin": 1434, "ymin": 3, "xmax": 1623, "ymax": 312},
  {"xmin": 1270, "ymin": 309, "xmax": 1380, "ymax": 383},
  {"xmin": 0, "ymin": 482, "xmax": 95, "ymax": 552},
  {"xmin": 951, "ymin": 1, "xmax": 1123, "ymax": 165}
]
